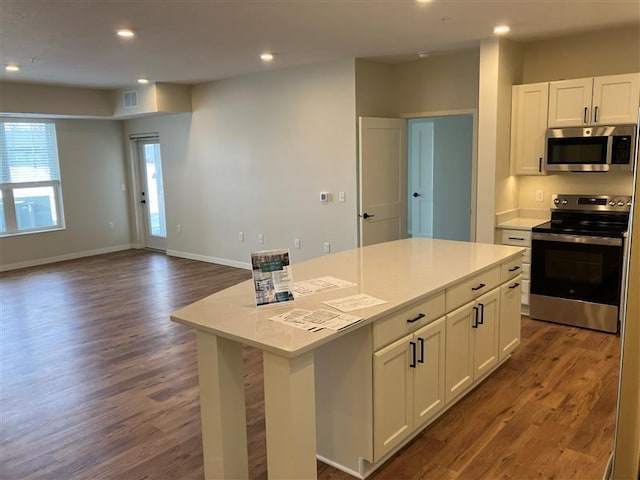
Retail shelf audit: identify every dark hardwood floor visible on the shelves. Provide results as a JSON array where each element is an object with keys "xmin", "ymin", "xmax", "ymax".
[{"xmin": 0, "ymin": 250, "xmax": 620, "ymax": 479}]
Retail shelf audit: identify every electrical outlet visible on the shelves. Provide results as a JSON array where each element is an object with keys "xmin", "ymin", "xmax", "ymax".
[
  {"xmin": 257, "ymin": 233, "xmax": 264, "ymax": 244},
  {"xmin": 177, "ymin": 224, "xmax": 182, "ymax": 233},
  {"xmin": 339, "ymin": 191, "xmax": 346, "ymax": 203},
  {"xmin": 121, "ymin": 183, "xmax": 126, "ymax": 192},
  {"xmin": 108, "ymin": 221, "xmax": 114, "ymax": 230},
  {"xmin": 320, "ymin": 192, "xmax": 330, "ymax": 203},
  {"xmin": 536, "ymin": 189, "xmax": 544, "ymax": 202},
  {"xmin": 239, "ymin": 231, "xmax": 244, "ymax": 242},
  {"xmin": 294, "ymin": 238, "xmax": 301, "ymax": 249},
  {"xmin": 323, "ymin": 241, "xmax": 331, "ymax": 254}
]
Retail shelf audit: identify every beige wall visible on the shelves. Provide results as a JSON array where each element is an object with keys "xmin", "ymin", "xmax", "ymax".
[
  {"xmin": 523, "ymin": 25, "xmax": 640, "ymax": 83},
  {"xmin": 0, "ymin": 81, "xmax": 112, "ymax": 117},
  {"xmin": 391, "ymin": 50, "xmax": 480, "ymax": 115},
  {"xmin": 0, "ymin": 119, "xmax": 131, "ymax": 268},
  {"xmin": 495, "ymin": 40, "xmax": 523, "ymax": 216},
  {"xmin": 355, "ymin": 60, "xmax": 394, "ymax": 117},
  {"xmin": 125, "ymin": 60, "xmax": 358, "ymax": 266}
]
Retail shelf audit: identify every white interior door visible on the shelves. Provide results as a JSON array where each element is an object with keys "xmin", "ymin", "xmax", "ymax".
[
  {"xmin": 137, "ymin": 139, "xmax": 167, "ymax": 251},
  {"xmin": 408, "ymin": 121, "xmax": 434, "ymax": 237},
  {"xmin": 358, "ymin": 117, "xmax": 407, "ymax": 247}
]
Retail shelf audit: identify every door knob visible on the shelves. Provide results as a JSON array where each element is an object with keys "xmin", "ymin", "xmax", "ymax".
[
  {"xmin": 361, "ymin": 212, "xmax": 375, "ymax": 219},
  {"xmin": 140, "ymin": 199, "xmax": 146, "ymax": 204},
  {"xmin": 413, "ymin": 192, "xmax": 421, "ymax": 197}
]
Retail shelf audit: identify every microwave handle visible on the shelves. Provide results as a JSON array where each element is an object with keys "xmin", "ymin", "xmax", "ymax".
[
  {"xmin": 583, "ymin": 107, "xmax": 588, "ymax": 124},
  {"xmin": 594, "ymin": 105, "xmax": 599, "ymax": 124},
  {"xmin": 538, "ymin": 157, "xmax": 542, "ymax": 173}
]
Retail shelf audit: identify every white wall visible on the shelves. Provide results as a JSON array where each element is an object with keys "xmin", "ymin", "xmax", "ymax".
[
  {"xmin": 125, "ymin": 60, "xmax": 358, "ymax": 267},
  {"xmin": 0, "ymin": 119, "xmax": 131, "ymax": 268}
]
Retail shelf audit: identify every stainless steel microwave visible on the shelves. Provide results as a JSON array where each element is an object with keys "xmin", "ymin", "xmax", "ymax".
[{"xmin": 545, "ymin": 124, "xmax": 636, "ymax": 172}]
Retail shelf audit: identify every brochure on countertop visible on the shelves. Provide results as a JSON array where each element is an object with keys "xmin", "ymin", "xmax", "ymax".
[
  {"xmin": 251, "ymin": 249, "xmax": 295, "ymax": 306},
  {"xmin": 270, "ymin": 308, "xmax": 363, "ymax": 332}
]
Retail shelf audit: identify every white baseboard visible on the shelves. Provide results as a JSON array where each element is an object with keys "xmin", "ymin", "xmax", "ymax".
[
  {"xmin": 166, "ymin": 250, "xmax": 251, "ymax": 270},
  {"xmin": 0, "ymin": 244, "xmax": 136, "ymax": 272}
]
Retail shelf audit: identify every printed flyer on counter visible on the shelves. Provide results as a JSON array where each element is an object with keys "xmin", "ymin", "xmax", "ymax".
[
  {"xmin": 270, "ymin": 309, "xmax": 363, "ymax": 332},
  {"xmin": 251, "ymin": 249, "xmax": 295, "ymax": 306}
]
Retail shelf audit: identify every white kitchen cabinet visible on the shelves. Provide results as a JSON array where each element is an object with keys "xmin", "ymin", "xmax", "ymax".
[
  {"xmin": 548, "ymin": 73, "xmax": 640, "ymax": 127},
  {"xmin": 373, "ymin": 316, "xmax": 446, "ymax": 461},
  {"xmin": 500, "ymin": 228, "xmax": 532, "ymax": 314},
  {"xmin": 499, "ymin": 276, "xmax": 522, "ymax": 361},
  {"xmin": 473, "ymin": 288, "xmax": 500, "ymax": 381},
  {"xmin": 445, "ymin": 287, "xmax": 501, "ymax": 405},
  {"xmin": 510, "ymin": 82, "xmax": 549, "ymax": 175}
]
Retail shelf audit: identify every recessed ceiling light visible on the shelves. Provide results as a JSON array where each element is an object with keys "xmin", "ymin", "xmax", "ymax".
[
  {"xmin": 416, "ymin": 0, "xmax": 432, "ymax": 3},
  {"xmin": 117, "ymin": 28, "xmax": 135, "ymax": 38},
  {"xmin": 260, "ymin": 52, "xmax": 274, "ymax": 62},
  {"xmin": 5, "ymin": 64, "xmax": 20, "ymax": 72},
  {"xmin": 493, "ymin": 25, "xmax": 511, "ymax": 35},
  {"xmin": 137, "ymin": 78, "xmax": 149, "ymax": 85},
  {"xmin": 418, "ymin": 52, "xmax": 431, "ymax": 59}
]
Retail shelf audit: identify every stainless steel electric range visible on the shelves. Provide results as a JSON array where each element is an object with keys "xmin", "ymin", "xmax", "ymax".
[{"xmin": 530, "ymin": 194, "xmax": 631, "ymax": 333}]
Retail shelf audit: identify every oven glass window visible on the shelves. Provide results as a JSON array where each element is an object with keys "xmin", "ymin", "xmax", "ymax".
[
  {"xmin": 547, "ymin": 136, "xmax": 607, "ymax": 165},
  {"xmin": 531, "ymin": 239, "xmax": 622, "ymax": 305}
]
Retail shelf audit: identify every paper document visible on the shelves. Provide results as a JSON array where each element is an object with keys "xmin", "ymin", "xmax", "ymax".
[
  {"xmin": 323, "ymin": 294, "xmax": 387, "ymax": 312},
  {"xmin": 292, "ymin": 276, "xmax": 357, "ymax": 298},
  {"xmin": 270, "ymin": 309, "xmax": 363, "ymax": 332}
]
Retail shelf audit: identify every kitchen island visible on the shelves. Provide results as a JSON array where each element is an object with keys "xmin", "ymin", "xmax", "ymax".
[{"xmin": 171, "ymin": 238, "xmax": 524, "ymax": 479}]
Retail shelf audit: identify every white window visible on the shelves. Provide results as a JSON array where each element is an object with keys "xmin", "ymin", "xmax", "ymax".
[{"xmin": 0, "ymin": 120, "xmax": 65, "ymax": 235}]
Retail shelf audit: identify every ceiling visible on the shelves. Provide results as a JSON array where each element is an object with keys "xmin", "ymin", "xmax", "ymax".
[{"xmin": 1, "ymin": 0, "xmax": 639, "ymax": 90}]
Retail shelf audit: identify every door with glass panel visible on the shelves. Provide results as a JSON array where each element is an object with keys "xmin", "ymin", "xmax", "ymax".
[{"xmin": 137, "ymin": 139, "xmax": 166, "ymax": 251}]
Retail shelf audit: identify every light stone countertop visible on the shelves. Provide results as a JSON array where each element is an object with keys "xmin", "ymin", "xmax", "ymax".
[
  {"xmin": 171, "ymin": 238, "xmax": 523, "ymax": 357},
  {"xmin": 496, "ymin": 217, "xmax": 548, "ymax": 230}
]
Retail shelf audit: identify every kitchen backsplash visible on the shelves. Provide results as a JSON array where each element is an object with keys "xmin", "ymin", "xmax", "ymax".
[{"xmin": 518, "ymin": 173, "xmax": 634, "ymax": 210}]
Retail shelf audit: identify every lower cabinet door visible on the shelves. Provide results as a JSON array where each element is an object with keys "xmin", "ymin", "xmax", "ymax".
[
  {"xmin": 499, "ymin": 277, "xmax": 522, "ymax": 361},
  {"xmin": 445, "ymin": 303, "xmax": 474, "ymax": 404},
  {"xmin": 473, "ymin": 288, "xmax": 500, "ymax": 381},
  {"xmin": 373, "ymin": 333, "xmax": 414, "ymax": 461},
  {"xmin": 413, "ymin": 316, "xmax": 446, "ymax": 429}
]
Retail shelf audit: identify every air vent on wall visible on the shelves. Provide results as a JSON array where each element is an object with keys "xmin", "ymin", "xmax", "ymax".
[{"xmin": 122, "ymin": 90, "xmax": 138, "ymax": 108}]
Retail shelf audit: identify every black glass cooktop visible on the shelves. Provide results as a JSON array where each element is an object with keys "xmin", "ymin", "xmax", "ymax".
[{"xmin": 533, "ymin": 212, "xmax": 630, "ymax": 238}]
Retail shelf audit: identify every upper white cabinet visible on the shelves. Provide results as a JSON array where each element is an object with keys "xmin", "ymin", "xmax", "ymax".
[
  {"xmin": 510, "ymin": 82, "xmax": 549, "ymax": 175},
  {"xmin": 548, "ymin": 73, "xmax": 640, "ymax": 127}
]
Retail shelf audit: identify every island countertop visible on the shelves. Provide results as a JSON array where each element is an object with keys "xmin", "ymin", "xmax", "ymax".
[{"xmin": 171, "ymin": 237, "xmax": 524, "ymax": 357}]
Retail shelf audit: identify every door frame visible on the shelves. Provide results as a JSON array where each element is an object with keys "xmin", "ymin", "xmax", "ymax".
[
  {"xmin": 127, "ymin": 132, "xmax": 164, "ymax": 249},
  {"xmin": 402, "ymin": 109, "xmax": 478, "ymax": 242}
]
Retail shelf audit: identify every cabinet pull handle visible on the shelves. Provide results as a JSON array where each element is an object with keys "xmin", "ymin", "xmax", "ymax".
[
  {"xmin": 594, "ymin": 105, "xmax": 599, "ymax": 123},
  {"xmin": 583, "ymin": 107, "xmax": 588, "ymax": 124},
  {"xmin": 538, "ymin": 157, "xmax": 542, "ymax": 173},
  {"xmin": 508, "ymin": 265, "xmax": 521, "ymax": 272},
  {"xmin": 417, "ymin": 337, "xmax": 425, "ymax": 364},
  {"xmin": 407, "ymin": 313, "xmax": 425, "ymax": 324},
  {"xmin": 471, "ymin": 283, "xmax": 486, "ymax": 291},
  {"xmin": 508, "ymin": 236, "xmax": 525, "ymax": 241},
  {"xmin": 478, "ymin": 303, "xmax": 485, "ymax": 325},
  {"xmin": 472, "ymin": 306, "xmax": 479, "ymax": 328},
  {"xmin": 509, "ymin": 282, "xmax": 520, "ymax": 289},
  {"xmin": 409, "ymin": 341, "xmax": 417, "ymax": 368}
]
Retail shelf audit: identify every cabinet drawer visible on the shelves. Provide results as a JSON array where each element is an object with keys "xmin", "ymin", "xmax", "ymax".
[
  {"xmin": 501, "ymin": 257, "xmax": 523, "ymax": 283},
  {"xmin": 501, "ymin": 229, "xmax": 532, "ymax": 247},
  {"xmin": 373, "ymin": 293, "xmax": 445, "ymax": 350},
  {"xmin": 445, "ymin": 266, "xmax": 500, "ymax": 312}
]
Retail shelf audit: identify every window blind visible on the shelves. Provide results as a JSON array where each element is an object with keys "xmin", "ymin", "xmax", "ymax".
[{"xmin": 0, "ymin": 121, "xmax": 61, "ymax": 184}]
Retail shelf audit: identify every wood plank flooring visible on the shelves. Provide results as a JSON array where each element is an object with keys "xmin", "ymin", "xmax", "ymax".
[{"xmin": 0, "ymin": 250, "xmax": 620, "ymax": 479}]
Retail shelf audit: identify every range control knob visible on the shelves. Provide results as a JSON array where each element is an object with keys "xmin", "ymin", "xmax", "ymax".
[
  {"xmin": 561, "ymin": 199, "xmax": 568, "ymax": 205},
  {"xmin": 609, "ymin": 201, "xmax": 616, "ymax": 206},
  {"xmin": 628, "ymin": 201, "xmax": 633, "ymax": 207},
  {"xmin": 553, "ymin": 198, "xmax": 560, "ymax": 205},
  {"xmin": 618, "ymin": 201, "xmax": 625, "ymax": 207}
]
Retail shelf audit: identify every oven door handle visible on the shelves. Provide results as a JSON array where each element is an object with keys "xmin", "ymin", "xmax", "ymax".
[{"xmin": 532, "ymin": 232, "xmax": 622, "ymax": 247}]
